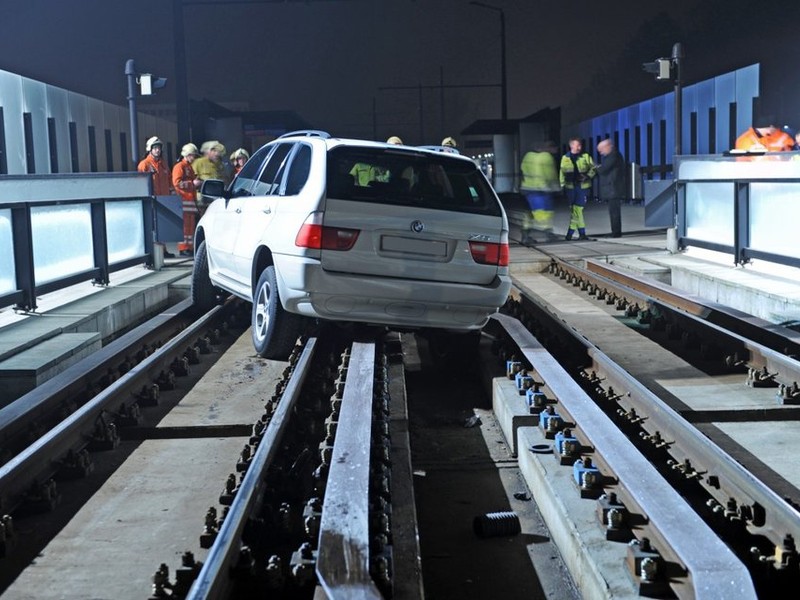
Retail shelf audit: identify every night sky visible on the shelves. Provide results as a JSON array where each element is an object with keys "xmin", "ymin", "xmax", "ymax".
[{"xmin": 1, "ymin": 0, "xmax": 798, "ymax": 144}]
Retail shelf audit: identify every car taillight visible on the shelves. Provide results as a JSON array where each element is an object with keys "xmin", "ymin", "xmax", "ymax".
[
  {"xmin": 469, "ymin": 240, "xmax": 509, "ymax": 266},
  {"xmin": 295, "ymin": 214, "xmax": 359, "ymax": 250}
]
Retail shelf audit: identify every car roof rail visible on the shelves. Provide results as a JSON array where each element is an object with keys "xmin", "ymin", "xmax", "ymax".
[
  {"xmin": 417, "ymin": 145, "xmax": 460, "ymax": 154},
  {"xmin": 279, "ymin": 129, "xmax": 331, "ymax": 139}
]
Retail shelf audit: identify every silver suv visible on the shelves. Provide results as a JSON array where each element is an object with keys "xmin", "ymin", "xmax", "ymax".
[{"xmin": 191, "ymin": 131, "xmax": 511, "ymax": 359}]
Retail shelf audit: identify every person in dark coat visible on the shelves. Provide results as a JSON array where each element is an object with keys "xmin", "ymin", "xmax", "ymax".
[{"xmin": 595, "ymin": 139, "xmax": 626, "ymax": 238}]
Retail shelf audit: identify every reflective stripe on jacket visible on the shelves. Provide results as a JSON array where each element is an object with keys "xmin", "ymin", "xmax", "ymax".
[{"xmin": 559, "ymin": 152, "xmax": 595, "ymax": 189}]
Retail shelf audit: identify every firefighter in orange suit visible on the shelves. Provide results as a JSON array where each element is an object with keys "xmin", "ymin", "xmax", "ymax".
[
  {"xmin": 173, "ymin": 143, "xmax": 202, "ymax": 256},
  {"xmin": 735, "ymin": 114, "xmax": 795, "ymax": 152},
  {"xmin": 137, "ymin": 136, "xmax": 172, "ymax": 195}
]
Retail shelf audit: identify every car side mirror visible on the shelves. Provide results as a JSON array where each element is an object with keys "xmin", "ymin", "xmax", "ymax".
[{"xmin": 200, "ymin": 179, "xmax": 227, "ymax": 199}]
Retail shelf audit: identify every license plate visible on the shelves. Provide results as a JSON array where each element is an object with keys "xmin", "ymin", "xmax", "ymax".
[{"xmin": 381, "ymin": 235, "xmax": 447, "ymax": 257}]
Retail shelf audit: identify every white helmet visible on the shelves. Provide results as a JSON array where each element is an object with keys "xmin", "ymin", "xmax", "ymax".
[
  {"xmin": 441, "ymin": 136, "xmax": 457, "ymax": 148},
  {"xmin": 146, "ymin": 136, "xmax": 163, "ymax": 152},
  {"xmin": 230, "ymin": 148, "xmax": 250, "ymax": 161},
  {"xmin": 386, "ymin": 135, "xmax": 403, "ymax": 145},
  {"xmin": 181, "ymin": 143, "xmax": 199, "ymax": 158}
]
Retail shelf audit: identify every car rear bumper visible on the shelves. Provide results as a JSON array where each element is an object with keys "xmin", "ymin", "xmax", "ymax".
[{"xmin": 275, "ymin": 254, "xmax": 511, "ymax": 329}]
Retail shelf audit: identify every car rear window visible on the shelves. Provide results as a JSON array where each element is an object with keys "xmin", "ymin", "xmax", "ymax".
[{"xmin": 327, "ymin": 147, "xmax": 502, "ymax": 216}]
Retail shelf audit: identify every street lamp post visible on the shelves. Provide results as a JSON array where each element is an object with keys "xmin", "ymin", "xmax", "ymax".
[
  {"xmin": 672, "ymin": 42, "xmax": 684, "ymax": 157},
  {"xmin": 642, "ymin": 43, "xmax": 685, "ymax": 158},
  {"xmin": 125, "ymin": 59, "xmax": 141, "ymax": 162},
  {"xmin": 470, "ymin": 1, "xmax": 507, "ymax": 120}
]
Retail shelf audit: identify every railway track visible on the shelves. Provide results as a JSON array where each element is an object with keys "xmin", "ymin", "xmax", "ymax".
[
  {"xmin": 1, "ymin": 253, "xmax": 799, "ymax": 598},
  {"xmin": 0, "ymin": 298, "xmax": 244, "ymax": 519},
  {"xmin": 490, "ymin": 257, "xmax": 800, "ymax": 598}
]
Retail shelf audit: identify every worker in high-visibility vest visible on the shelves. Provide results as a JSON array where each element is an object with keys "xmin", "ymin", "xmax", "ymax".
[
  {"xmin": 520, "ymin": 140, "xmax": 559, "ymax": 244},
  {"xmin": 559, "ymin": 137, "xmax": 596, "ymax": 240},
  {"xmin": 172, "ymin": 143, "xmax": 202, "ymax": 256}
]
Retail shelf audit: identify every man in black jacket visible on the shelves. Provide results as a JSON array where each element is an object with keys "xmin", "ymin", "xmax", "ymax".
[{"xmin": 595, "ymin": 139, "xmax": 626, "ymax": 238}]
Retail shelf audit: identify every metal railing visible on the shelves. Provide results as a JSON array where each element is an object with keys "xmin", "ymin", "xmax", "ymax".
[
  {"xmin": 0, "ymin": 172, "xmax": 155, "ymax": 311},
  {"xmin": 675, "ymin": 152, "xmax": 800, "ymax": 268}
]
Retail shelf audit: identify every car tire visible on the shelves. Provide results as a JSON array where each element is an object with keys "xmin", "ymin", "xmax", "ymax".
[
  {"xmin": 191, "ymin": 241, "xmax": 218, "ymax": 313},
  {"xmin": 252, "ymin": 265, "xmax": 302, "ymax": 360}
]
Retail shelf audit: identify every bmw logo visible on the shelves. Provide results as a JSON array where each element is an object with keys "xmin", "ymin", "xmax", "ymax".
[{"xmin": 411, "ymin": 220, "xmax": 425, "ymax": 233}]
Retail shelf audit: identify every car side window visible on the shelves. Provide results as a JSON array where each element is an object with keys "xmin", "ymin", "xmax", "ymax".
[
  {"xmin": 229, "ymin": 145, "xmax": 271, "ymax": 197},
  {"xmin": 283, "ymin": 144, "xmax": 312, "ymax": 196},
  {"xmin": 254, "ymin": 143, "xmax": 294, "ymax": 196}
]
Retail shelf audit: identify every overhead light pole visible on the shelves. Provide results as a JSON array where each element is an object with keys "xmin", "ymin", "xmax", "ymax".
[
  {"xmin": 642, "ymin": 42, "xmax": 684, "ymax": 158},
  {"xmin": 125, "ymin": 59, "xmax": 168, "ymax": 165},
  {"xmin": 125, "ymin": 59, "xmax": 141, "ymax": 163},
  {"xmin": 470, "ymin": 1, "xmax": 507, "ymax": 120}
]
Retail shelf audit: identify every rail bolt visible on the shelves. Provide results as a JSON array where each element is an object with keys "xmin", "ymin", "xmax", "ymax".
[
  {"xmin": 539, "ymin": 406, "xmax": 564, "ymax": 438},
  {"xmin": 219, "ymin": 473, "xmax": 237, "ymax": 505},
  {"xmin": 0, "ymin": 515, "xmax": 15, "ymax": 557},
  {"xmin": 573, "ymin": 457, "xmax": 602, "ymax": 497},
  {"xmin": 778, "ymin": 382, "xmax": 800, "ymax": 404},
  {"xmin": 174, "ymin": 550, "xmax": 203, "ymax": 595},
  {"xmin": 506, "ymin": 360, "xmax": 522, "ymax": 379},
  {"xmin": 747, "ymin": 366, "xmax": 777, "ymax": 388},
  {"xmin": 526, "ymin": 385, "xmax": 548, "ymax": 414},
  {"xmin": 626, "ymin": 538, "xmax": 669, "ymax": 596},
  {"xmin": 555, "ymin": 428, "xmax": 580, "ymax": 465},
  {"xmin": 264, "ymin": 555, "xmax": 285, "ymax": 590},
  {"xmin": 290, "ymin": 542, "xmax": 317, "ymax": 587},
  {"xmin": 597, "ymin": 492, "xmax": 629, "ymax": 541},
  {"xmin": 303, "ymin": 498, "xmax": 322, "ymax": 540},
  {"xmin": 200, "ymin": 507, "xmax": 218, "ymax": 549},
  {"xmin": 515, "ymin": 369, "xmax": 534, "ymax": 394},
  {"xmin": 774, "ymin": 534, "xmax": 798, "ymax": 570}
]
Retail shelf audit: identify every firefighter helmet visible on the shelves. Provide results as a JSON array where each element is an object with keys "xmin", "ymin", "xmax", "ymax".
[
  {"xmin": 181, "ymin": 143, "xmax": 199, "ymax": 158},
  {"xmin": 145, "ymin": 136, "xmax": 163, "ymax": 152},
  {"xmin": 386, "ymin": 136, "xmax": 403, "ymax": 145},
  {"xmin": 441, "ymin": 136, "xmax": 457, "ymax": 148},
  {"xmin": 230, "ymin": 148, "xmax": 250, "ymax": 161}
]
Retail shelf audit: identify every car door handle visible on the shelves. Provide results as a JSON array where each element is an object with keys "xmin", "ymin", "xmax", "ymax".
[
  {"xmin": 263, "ymin": 207, "xmax": 272, "ymax": 215},
  {"xmin": 235, "ymin": 208, "xmax": 242, "ymax": 213}
]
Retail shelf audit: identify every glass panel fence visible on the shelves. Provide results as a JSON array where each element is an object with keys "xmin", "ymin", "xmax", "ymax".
[
  {"xmin": 685, "ymin": 182, "xmax": 734, "ymax": 246},
  {"xmin": 30, "ymin": 204, "xmax": 94, "ymax": 285},
  {"xmin": 106, "ymin": 200, "xmax": 146, "ymax": 263},
  {"xmin": 750, "ymin": 182, "xmax": 800, "ymax": 256},
  {"xmin": 0, "ymin": 209, "xmax": 15, "ymax": 296}
]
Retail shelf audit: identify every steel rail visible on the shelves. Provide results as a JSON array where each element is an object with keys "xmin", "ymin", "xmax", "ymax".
[
  {"xmin": 547, "ymin": 258, "xmax": 800, "ymax": 388},
  {"xmin": 584, "ymin": 258, "xmax": 800, "ymax": 355},
  {"xmin": 0, "ymin": 301, "xmax": 225, "ymax": 513},
  {"xmin": 316, "ymin": 341, "xmax": 382, "ymax": 599},
  {"xmin": 492, "ymin": 312, "xmax": 758, "ymax": 600},
  {"xmin": 584, "ymin": 341, "xmax": 800, "ymax": 549},
  {"xmin": 186, "ymin": 337, "xmax": 317, "ymax": 600},
  {"xmin": 0, "ymin": 297, "xmax": 194, "ymax": 450}
]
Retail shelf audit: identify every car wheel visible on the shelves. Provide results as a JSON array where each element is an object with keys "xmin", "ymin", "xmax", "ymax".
[
  {"xmin": 252, "ymin": 265, "xmax": 302, "ymax": 360},
  {"xmin": 191, "ymin": 241, "xmax": 218, "ymax": 313}
]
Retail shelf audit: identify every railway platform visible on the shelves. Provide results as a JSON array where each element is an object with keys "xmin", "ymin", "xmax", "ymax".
[{"xmin": 0, "ymin": 260, "xmax": 193, "ymax": 406}]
